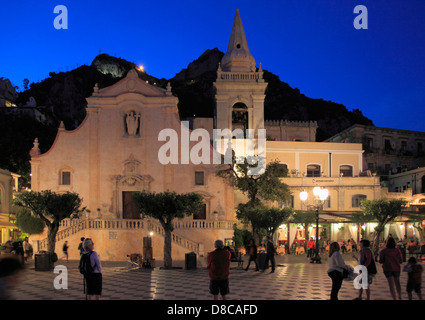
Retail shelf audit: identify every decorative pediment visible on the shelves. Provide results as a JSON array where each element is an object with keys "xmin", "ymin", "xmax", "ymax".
[
  {"xmin": 94, "ymin": 69, "xmax": 166, "ymax": 98},
  {"xmin": 114, "ymin": 174, "xmax": 153, "ymax": 188}
]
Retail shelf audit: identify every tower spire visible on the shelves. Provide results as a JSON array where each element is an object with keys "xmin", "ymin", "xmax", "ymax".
[{"xmin": 220, "ymin": 8, "xmax": 256, "ymax": 72}]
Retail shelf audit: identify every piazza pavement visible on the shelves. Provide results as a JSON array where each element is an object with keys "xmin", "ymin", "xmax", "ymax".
[{"xmin": 5, "ymin": 251, "xmax": 423, "ymax": 301}]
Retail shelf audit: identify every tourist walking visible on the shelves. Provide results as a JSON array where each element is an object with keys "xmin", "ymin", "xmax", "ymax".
[
  {"xmin": 352, "ymin": 239, "xmax": 377, "ymax": 300},
  {"xmin": 207, "ymin": 240, "xmax": 231, "ymax": 300},
  {"xmin": 79, "ymin": 238, "xmax": 102, "ymax": 300},
  {"xmin": 403, "ymin": 257, "xmax": 423, "ymax": 300},
  {"xmin": 379, "ymin": 237, "xmax": 403, "ymax": 300},
  {"xmin": 245, "ymin": 239, "xmax": 259, "ymax": 271},
  {"xmin": 264, "ymin": 235, "xmax": 276, "ymax": 273},
  {"xmin": 62, "ymin": 241, "xmax": 69, "ymax": 262},
  {"xmin": 327, "ymin": 242, "xmax": 349, "ymax": 300}
]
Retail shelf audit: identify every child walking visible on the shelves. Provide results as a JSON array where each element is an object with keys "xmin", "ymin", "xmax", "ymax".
[{"xmin": 403, "ymin": 257, "xmax": 423, "ymax": 300}]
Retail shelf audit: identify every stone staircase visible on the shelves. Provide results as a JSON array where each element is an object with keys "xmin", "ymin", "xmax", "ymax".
[{"xmin": 37, "ymin": 217, "xmax": 234, "ymax": 258}]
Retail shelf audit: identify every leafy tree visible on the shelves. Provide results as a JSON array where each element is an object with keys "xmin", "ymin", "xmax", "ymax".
[
  {"xmin": 13, "ymin": 190, "xmax": 86, "ymax": 253},
  {"xmin": 360, "ymin": 199, "xmax": 407, "ymax": 259},
  {"xmin": 133, "ymin": 190, "xmax": 204, "ymax": 269},
  {"xmin": 232, "ymin": 224, "xmax": 253, "ymax": 249},
  {"xmin": 218, "ymin": 158, "xmax": 291, "ymax": 242},
  {"xmin": 236, "ymin": 200, "xmax": 292, "ymax": 243},
  {"xmin": 258, "ymin": 207, "xmax": 293, "ymax": 237},
  {"xmin": 15, "ymin": 207, "xmax": 45, "ymax": 235},
  {"xmin": 217, "ymin": 158, "xmax": 291, "ymax": 204}
]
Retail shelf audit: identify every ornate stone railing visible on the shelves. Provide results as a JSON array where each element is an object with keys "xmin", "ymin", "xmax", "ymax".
[
  {"xmin": 216, "ymin": 70, "xmax": 263, "ymax": 82},
  {"xmin": 38, "ymin": 218, "xmax": 234, "ymax": 254},
  {"xmin": 173, "ymin": 219, "xmax": 234, "ymax": 230}
]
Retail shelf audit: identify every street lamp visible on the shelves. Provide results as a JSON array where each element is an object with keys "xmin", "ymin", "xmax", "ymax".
[{"xmin": 300, "ymin": 186, "xmax": 329, "ymax": 264}]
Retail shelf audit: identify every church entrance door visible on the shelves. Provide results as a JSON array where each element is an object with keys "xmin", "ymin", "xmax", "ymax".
[{"xmin": 122, "ymin": 191, "xmax": 140, "ymax": 219}]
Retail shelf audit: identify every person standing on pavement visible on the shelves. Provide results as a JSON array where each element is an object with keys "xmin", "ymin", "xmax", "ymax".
[
  {"xmin": 265, "ymin": 235, "xmax": 276, "ymax": 273},
  {"xmin": 81, "ymin": 238, "xmax": 102, "ymax": 300},
  {"xmin": 23, "ymin": 237, "xmax": 30, "ymax": 263},
  {"xmin": 306, "ymin": 237, "xmax": 316, "ymax": 258},
  {"xmin": 379, "ymin": 237, "xmax": 403, "ymax": 300},
  {"xmin": 352, "ymin": 239, "xmax": 377, "ymax": 300},
  {"xmin": 207, "ymin": 240, "xmax": 231, "ymax": 300},
  {"xmin": 245, "ymin": 239, "xmax": 259, "ymax": 271},
  {"xmin": 327, "ymin": 242, "xmax": 349, "ymax": 300},
  {"xmin": 78, "ymin": 237, "xmax": 85, "ymax": 256}
]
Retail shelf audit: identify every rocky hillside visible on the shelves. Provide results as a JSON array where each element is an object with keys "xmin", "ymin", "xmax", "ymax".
[{"xmin": 16, "ymin": 50, "xmax": 373, "ymax": 139}]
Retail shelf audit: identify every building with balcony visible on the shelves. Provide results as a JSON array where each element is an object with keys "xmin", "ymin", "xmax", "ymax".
[{"xmin": 325, "ymin": 124, "xmax": 425, "ymax": 176}]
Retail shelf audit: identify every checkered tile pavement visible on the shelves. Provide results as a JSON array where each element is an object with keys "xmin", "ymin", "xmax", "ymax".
[{"xmin": 5, "ymin": 253, "xmax": 423, "ymax": 300}]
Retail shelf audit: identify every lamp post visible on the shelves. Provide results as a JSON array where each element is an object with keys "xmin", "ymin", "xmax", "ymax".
[{"xmin": 300, "ymin": 186, "xmax": 329, "ymax": 264}]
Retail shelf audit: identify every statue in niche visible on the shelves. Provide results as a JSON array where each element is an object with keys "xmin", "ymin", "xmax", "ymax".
[{"xmin": 126, "ymin": 111, "xmax": 140, "ymax": 136}]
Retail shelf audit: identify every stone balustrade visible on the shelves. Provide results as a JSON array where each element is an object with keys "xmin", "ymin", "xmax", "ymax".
[{"xmin": 38, "ymin": 218, "xmax": 234, "ymax": 255}]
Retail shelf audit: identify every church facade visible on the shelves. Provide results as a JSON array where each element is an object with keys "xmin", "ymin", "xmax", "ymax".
[{"xmin": 29, "ymin": 69, "xmax": 235, "ymax": 261}]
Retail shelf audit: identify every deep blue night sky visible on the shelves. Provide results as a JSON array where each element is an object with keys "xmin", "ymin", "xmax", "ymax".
[{"xmin": 1, "ymin": 0, "xmax": 424, "ymax": 132}]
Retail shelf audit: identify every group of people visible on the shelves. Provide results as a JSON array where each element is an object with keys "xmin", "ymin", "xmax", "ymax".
[
  {"xmin": 327, "ymin": 237, "xmax": 423, "ymax": 300},
  {"xmin": 3, "ymin": 237, "xmax": 31, "ymax": 264}
]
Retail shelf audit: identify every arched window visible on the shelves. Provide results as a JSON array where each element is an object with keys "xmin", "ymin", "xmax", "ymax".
[
  {"xmin": 232, "ymin": 103, "xmax": 248, "ymax": 137},
  {"xmin": 340, "ymin": 165, "xmax": 353, "ymax": 177},
  {"xmin": 352, "ymin": 194, "xmax": 367, "ymax": 207},
  {"xmin": 307, "ymin": 164, "xmax": 321, "ymax": 177}
]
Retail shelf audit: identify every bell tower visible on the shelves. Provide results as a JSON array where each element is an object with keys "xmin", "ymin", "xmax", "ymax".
[{"xmin": 214, "ymin": 9, "xmax": 267, "ymax": 136}]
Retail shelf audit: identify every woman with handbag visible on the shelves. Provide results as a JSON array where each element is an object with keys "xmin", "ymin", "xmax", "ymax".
[{"xmin": 328, "ymin": 242, "xmax": 350, "ymax": 300}]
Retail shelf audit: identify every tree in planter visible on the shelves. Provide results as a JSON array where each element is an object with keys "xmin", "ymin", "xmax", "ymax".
[
  {"xmin": 13, "ymin": 190, "xmax": 86, "ymax": 255},
  {"xmin": 360, "ymin": 198, "xmax": 407, "ymax": 259},
  {"xmin": 133, "ymin": 190, "xmax": 204, "ymax": 269}
]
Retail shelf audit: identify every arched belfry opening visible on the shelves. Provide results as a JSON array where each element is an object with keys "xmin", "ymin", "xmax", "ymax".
[{"xmin": 232, "ymin": 102, "xmax": 248, "ymax": 134}]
